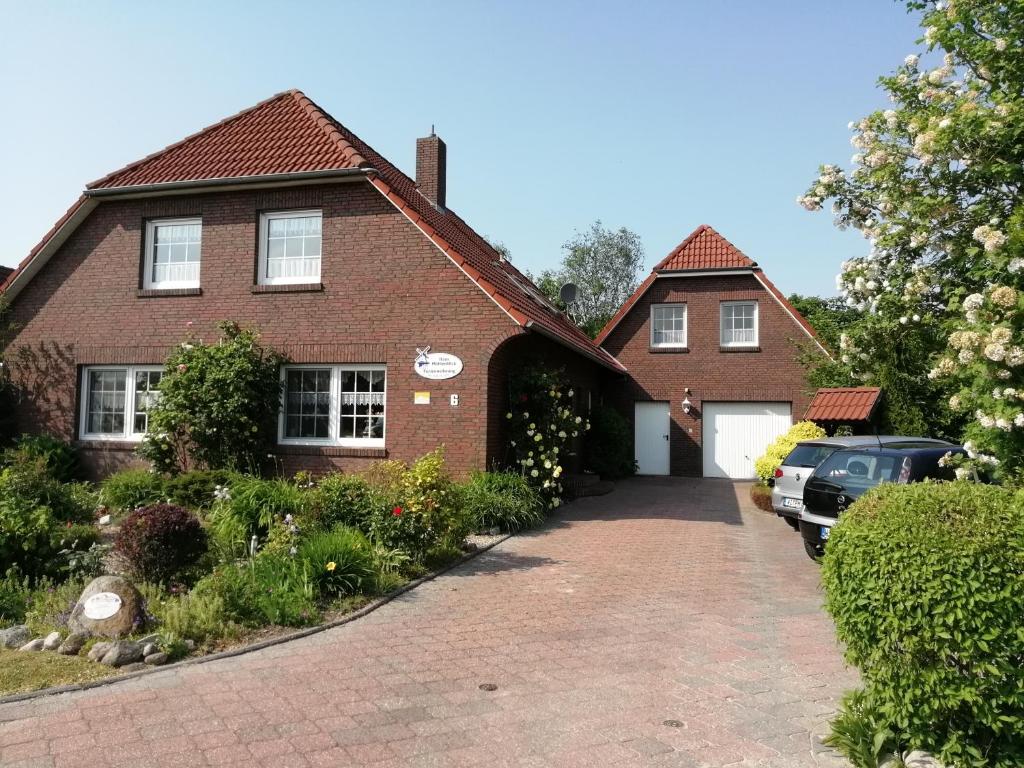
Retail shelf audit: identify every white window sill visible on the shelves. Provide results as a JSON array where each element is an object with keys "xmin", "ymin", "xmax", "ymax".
[{"xmin": 279, "ymin": 439, "xmax": 385, "ymax": 449}]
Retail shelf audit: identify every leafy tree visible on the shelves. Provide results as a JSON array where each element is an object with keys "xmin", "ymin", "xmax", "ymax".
[
  {"xmin": 139, "ymin": 322, "xmax": 284, "ymax": 474},
  {"xmin": 800, "ymin": 0, "xmax": 1021, "ymax": 465},
  {"xmin": 531, "ymin": 270, "xmax": 567, "ymax": 313},
  {"xmin": 485, "ymin": 238, "xmax": 512, "ymax": 262},
  {"xmin": 787, "ymin": 294, "xmax": 858, "ymax": 351},
  {"xmin": 534, "ymin": 221, "xmax": 644, "ymax": 338}
]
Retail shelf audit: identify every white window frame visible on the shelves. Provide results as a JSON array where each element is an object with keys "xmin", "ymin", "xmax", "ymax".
[
  {"xmin": 720, "ymin": 300, "xmax": 759, "ymax": 348},
  {"xmin": 79, "ymin": 365, "xmax": 164, "ymax": 441},
  {"xmin": 258, "ymin": 209, "xmax": 323, "ymax": 286},
  {"xmin": 279, "ymin": 364, "xmax": 386, "ymax": 448},
  {"xmin": 143, "ymin": 217, "xmax": 202, "ymax": 290},
  {"xmin": 650, "ymin": 303, "xmax": 688, "ymax": 348}
]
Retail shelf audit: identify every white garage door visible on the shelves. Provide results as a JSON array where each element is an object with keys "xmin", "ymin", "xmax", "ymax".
[{"xmin": 703, "ymin": 402, "xmax": 792, "ymax": 479}]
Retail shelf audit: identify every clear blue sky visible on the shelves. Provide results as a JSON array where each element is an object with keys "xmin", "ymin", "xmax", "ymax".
[{"xmin": 0, "ymin": 1, "xmax": 923, "ymax": 297}]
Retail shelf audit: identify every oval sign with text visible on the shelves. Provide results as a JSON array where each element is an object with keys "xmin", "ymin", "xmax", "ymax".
[
  {"xmin": 83, "ymin": 592, "xmax": 122, "ymax": 621},
  {"xmin": 414, "ymin": 352, "xmax": 463, "ymax": 380}
]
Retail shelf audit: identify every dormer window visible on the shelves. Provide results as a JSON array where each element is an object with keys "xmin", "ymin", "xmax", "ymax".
[
  {"xmin": 144, "ymin": 218, "xmax": 201, "ymax": 289},
  {"xmin": 259, "ymin": 210, "xmax": 322, "ymax": 285}
]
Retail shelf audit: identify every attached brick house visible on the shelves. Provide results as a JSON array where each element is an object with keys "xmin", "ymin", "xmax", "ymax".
[
  {"xmin": 596, "ymin": 225, "xmax": 827, "ymax": 478},
  {"xmin": 0, "ymin": 90, "xmax": 623, "ymax": 478}
]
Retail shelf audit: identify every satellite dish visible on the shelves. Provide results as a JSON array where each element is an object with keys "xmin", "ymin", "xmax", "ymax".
[{"xmin": 559, "ymin": 283, "xmax": 578, "ymax": 304}]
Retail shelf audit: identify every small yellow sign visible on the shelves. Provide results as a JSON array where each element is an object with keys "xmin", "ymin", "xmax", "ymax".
[{"xmin": 414, "ymin": 391, "xmax": 431, "ymax": 405}]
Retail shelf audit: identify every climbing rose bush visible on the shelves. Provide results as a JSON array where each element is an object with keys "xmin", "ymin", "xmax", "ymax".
[
  {"xmin": 506, "ymin": 366, "xmax": 590, "ymax": 509},
  {"xmin": 139, "ymin": 322, "xmax": 284, "ymax": 474},
  {"xmin": 800, "ymin": 0, "xmax": 1024, "ymax": 471}
]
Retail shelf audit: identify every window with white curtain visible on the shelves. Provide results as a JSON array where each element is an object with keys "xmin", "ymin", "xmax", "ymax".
[
  {"xmin": 144, "ymin": 218, "xmax": 201, "ymax": 289},
  {"xmin": 720, "ymin": 301, "xmax": 759, "ymax": 347},
  {"xmin": 80, "ymin": 366, "xmax": 164, "ymax": 440},
  {"xmin": 280, "ymin": 365, "xmax": 385, "ymax": 446},
  {"xmin": 259, "ymin": 210, "xmax": 322, "ymax": 285},
  {"xmin": 650, "ymin": 304, "xmax": 687, "ymax": 348}
]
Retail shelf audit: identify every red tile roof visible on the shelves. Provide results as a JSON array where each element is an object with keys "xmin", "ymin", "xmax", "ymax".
[
  {"xmin": 654, "ymin": 225, "xmax": 756, "ymax": 271},
  {"xmin": 4, "ymin": 90, "xmax": 623, "ymax": 372},
  {"xmin": 595, "ymin": 224, "xmax": 824, "ymax": 350},
  {"xmin": 88, "ymin": 91, "xmax": 371, "ymax": 189},
  {"xmin": 805, "ymin": 387, "xmax": 882, "ymax": 423}
]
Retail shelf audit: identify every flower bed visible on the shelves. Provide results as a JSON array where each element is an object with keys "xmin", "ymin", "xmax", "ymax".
[{"xmin": 0, "ymin": 437, "xmax": 550, "ymax": 695}]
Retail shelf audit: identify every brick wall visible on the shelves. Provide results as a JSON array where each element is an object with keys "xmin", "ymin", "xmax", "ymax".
[
  {"xmin": 4, "ymin": 180, "xmax": 540, "ymax": 478},
  {"xmin": 600, "ymin": 274, "xmax": 821, "ymax": 476}
]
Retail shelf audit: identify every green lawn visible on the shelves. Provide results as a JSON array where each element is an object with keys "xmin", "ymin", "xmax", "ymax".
[{"xmin": 0, "ymin": 649, "xmax": 117, "ymax": 695}]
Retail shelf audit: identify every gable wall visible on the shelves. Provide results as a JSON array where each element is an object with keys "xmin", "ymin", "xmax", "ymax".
[
  {"xmin": 4, "ymin": 180, "xmax": 523, "ymax": 477},
  {"xmin": 600, "ymin": 273, "xmax": 818, "ymax": 475}
]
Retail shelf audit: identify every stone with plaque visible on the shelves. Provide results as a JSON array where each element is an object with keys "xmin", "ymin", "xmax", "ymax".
[{"xmin": 68, "ymin": 575, "xmax": 145, "ymax": 638}]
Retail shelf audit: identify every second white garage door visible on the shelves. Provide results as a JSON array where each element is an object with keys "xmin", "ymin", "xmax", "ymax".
[{"xmin": 703, "ymin": 402, "xmax": 792, "ymax": 479}]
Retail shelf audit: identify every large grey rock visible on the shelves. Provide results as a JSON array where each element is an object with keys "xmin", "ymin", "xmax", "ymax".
[
  {"xmin": 87, "ymin": 641, "xmax": 112, "ymax": 662},
  {"xmin": 68, "ymin": 576, "xmax": 145, "ymax": 639},
  {"xmin": 144, "ymin": 652, "xmax": 168, "ymax": 666},
  {"xmin": 100, "ymin": 640, "xmax": 143, "ymax": 667},
  {"xmin": 18, "ymin": 638, "xmax": 44, "ymax": 652},
  {"xmin": 142, "ymin": 643, "xmax": 158, "ymax": 657},
  {"xmin": 42, "ymin": 631, "xmax": 62, "ymax": 651},
  {"xmin": 57, "ymin": 631, "xmax": 90, "ymax": 656},
  {"xmin": 0, "ymin": 625, "xmax": 31, "ymax": 649}
]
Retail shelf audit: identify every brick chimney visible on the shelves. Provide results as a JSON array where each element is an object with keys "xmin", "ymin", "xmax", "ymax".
[{"xmin": 416, "ymin": 131, "xmax": 446, "ymax": 209}]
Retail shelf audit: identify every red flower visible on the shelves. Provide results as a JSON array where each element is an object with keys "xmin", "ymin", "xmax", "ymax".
[
  {"xmin": 66, "ymin": 521, "xmax": 73, "ymax": 528},
  {"xmin": 392, "ymin": 507, "xmax": 403, "ymax": 517}
]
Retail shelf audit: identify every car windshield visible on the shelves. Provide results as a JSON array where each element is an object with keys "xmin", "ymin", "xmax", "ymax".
[
  {"xmin": 813, "ymin": 451, "xmax": 903, "ymax": 491},
  {"xmin": 783, "ymin": 443, "xmax": 836, "ymax": 468}
]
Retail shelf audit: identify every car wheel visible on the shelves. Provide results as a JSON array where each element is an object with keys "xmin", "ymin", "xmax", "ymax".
[
  {"xmin": 803, "ymin": 540, "xmax": 822, "ymax": 561},
  {"xmin": 784, "ymin": 517, "xmax": 800, "ymax": 531}
]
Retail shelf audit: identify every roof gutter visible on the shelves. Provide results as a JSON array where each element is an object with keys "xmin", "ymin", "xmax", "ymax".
[
  {"xmin": 84, "ymin": 167, "xmax": 375, "ymax": 199},
  {"xmin": 524, "ymin": 320, "xmax": 626, "ymax": 373},
  {"xmin": 655, "ymin": 268, "xmax": 755, "ymax": 277}
]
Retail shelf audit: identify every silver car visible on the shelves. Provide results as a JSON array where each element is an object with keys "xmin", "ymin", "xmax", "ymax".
[{"xmin": 771, "ymin": 435, "xmax": 953, "ymax": 529}]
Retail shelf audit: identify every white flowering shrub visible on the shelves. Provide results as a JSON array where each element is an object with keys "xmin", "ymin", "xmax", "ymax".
[
  {"xmin": 800, "ymin": 0, "xmax": 1024, "ymax": 471},
  {"xmin": 506, "ymin": 366, "xmax": 590, "ymax": 509}
]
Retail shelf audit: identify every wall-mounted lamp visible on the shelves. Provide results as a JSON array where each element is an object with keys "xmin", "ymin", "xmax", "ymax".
[{"xmin": 682, "ymin": 397, "xmax": 692, "ymax": 414}]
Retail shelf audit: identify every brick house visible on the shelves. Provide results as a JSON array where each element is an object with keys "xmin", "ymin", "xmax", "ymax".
[
  {"xmin": 596, "ymin": 225, "xmax": 827, "ymax": 478},
  {"xmin": 0, "ymin": 90, "xmax": 623, "ymax": 477}
]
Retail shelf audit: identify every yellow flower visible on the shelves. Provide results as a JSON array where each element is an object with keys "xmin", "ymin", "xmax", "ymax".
[{"xmin": 326, "ymin": 561, "xmax": 336, "ymax": 572}]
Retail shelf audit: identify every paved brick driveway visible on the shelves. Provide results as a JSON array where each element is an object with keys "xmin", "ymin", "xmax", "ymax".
[{"xmin": 0, "ymin": 478, "xmax": 856, "ymax": 767}]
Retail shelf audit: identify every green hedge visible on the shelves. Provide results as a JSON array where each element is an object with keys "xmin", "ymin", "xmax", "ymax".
[{"xmin": 822, "ymin": 482, "xmax": 1024, "ymax": 767}]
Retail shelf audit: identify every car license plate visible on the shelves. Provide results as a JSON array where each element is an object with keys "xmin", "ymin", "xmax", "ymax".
[
  {"xmin": 783, "ymin": 497, "xmax": 802, "ymax": 509},
  {"xmin": 820, "ymin": 526, "xmax": 831, "ymax": 540}
]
